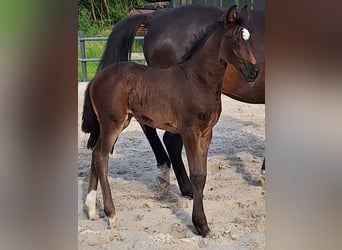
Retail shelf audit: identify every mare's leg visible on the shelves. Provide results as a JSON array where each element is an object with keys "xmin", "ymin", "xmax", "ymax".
[
  {"xmin": 140, "ymin": 124, "xmax": 171, "ymax": 191},
  {"xmin": 140, "ymin": 124, "xmax": 170, "ymax": 167},
  {"xmin": 182, "ymin": 129, "xmax": 212, "ymax": 237},
  {"xmin": 163, "ymin": 132, "xmax": 193, "ymax": 198}
]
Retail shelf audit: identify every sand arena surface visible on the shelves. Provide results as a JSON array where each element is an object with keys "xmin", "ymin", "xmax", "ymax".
[{"xmin": 78, "ymin": 83, "xmax": 265, "ymax": 249}]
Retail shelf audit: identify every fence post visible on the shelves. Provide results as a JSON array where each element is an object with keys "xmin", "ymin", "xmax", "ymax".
[{"xmin": 79, "ymin": 31, "xmax": 88, "ymax": 82}]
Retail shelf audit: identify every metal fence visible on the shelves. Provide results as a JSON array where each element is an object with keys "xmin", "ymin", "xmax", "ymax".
[{"xmin": 78, "ymin": 31, "xmax": 145, "ymax": 82}]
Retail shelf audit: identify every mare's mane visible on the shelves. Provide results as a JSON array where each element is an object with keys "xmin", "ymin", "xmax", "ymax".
[
  {"xmin": 179, "ymin": 20, "xmax": 223, "ymax": 64},
  {"xmin": 179, "ymin": 14, "xmax": 246, "ymax": 64}
]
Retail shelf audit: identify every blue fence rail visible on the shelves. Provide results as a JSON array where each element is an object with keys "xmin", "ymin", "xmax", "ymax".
[{"xmin": 78, "ymin": 31, "xmax": 145, "ymax": 82}]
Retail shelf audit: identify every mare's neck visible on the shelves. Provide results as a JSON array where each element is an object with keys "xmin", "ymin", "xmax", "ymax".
[{"xmin": 184, "ymin": 26, "xmax": 227, "ymax": 86}]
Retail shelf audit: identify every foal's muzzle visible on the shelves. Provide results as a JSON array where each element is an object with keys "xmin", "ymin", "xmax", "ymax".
[{"xmin": 240, "ymin": 62, "xmax": 259, "ymax": 84}]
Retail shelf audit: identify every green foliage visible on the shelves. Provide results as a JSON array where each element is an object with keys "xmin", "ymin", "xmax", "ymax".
[
  {"xmin": 110, "ymin": 0, "xmax": 147, "ymax": 24},
  {"xmin": 78, "ymin": 0, "xmax": 147, "ymax": 35},
  {"xmin": 78, "ymin": 0, "xmax": 148, "ymax": 81},
  {"xmin": 78, "ymin": 7, "xmax": 97, "ymax": 36},
  {"xmin": 110, "ymin": 1, "xmax": 129, "ymax": 24}
]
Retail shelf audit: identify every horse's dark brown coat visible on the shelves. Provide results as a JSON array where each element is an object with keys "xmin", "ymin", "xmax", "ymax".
[
  {"xmin": 95, "ymin": 5, "xmax": 265, "ymax": 198},
  {"xmin": 83, "ymin": 5, "xmax": 258, "ymax": 237}
]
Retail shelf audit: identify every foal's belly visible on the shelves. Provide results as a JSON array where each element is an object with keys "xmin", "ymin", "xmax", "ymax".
[{"xmin": 131, "ymin": 111, "xmax": 178, "ymax": 133}]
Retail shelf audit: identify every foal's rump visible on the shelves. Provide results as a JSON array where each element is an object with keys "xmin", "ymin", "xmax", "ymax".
[{"xmin": 90, "ymin": 62, "xmax": 180, "ymax": 132}]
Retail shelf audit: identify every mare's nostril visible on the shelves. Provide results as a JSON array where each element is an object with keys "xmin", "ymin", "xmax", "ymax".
[{"xmin": 249, "ymin": 66, "xmax": 259, "ymax": 79}]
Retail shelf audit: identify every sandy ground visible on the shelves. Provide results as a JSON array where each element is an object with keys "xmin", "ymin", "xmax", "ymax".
[{"xmin": 78, "ymin": 82, "xmax": 265, "ymax": 249}]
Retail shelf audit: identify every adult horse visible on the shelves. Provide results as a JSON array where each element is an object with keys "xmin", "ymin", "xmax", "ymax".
[
  {"xmin": 98, "ymin": 4, "xmax": 265, "ymax": 197},
  {"xmin": 82, "ymin": 5, "xmax": 258, "ymax": 237}
]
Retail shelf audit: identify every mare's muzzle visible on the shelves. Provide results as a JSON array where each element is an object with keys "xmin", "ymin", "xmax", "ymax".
[{"xmin": 240, "ymin": 62, "xmax": 259, "ymax": 84}]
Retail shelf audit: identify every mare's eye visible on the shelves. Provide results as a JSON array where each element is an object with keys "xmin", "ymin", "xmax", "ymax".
[{"xmin": 232, "ymin": 38, "xmax": 237, "ymax": 45}]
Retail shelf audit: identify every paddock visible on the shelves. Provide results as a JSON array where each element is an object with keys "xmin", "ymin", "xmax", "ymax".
[{"xmin": 78, "ymin": 82, "xmax": 265, "ymax": 249}]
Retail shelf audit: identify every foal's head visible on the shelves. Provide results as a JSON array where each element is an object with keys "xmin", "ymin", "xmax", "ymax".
[{"xmin": 219, "ymin": 5, "xmax": 259, "ymax": 83}]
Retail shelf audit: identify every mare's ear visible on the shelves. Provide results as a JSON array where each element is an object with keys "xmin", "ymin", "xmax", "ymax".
[
  {"xmin": 240, "ymin": 5, "xmax": 249, "ymax": 25},
  {"xmin": 226, "ymin": 5, "xmax": 237, "ymax": 24}
]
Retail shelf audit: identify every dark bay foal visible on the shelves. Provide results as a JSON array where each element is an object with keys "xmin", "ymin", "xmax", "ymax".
[
  {"xmin": 97, "ymin": 4, "xmax": 265, "ymax": 197},
  {"xmin": 82, "ymin": 5, "xmax": 258, "ymax": 237}
]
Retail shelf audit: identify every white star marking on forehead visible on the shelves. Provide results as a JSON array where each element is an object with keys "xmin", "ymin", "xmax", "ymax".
[{"xmin": 241, "ymin": 28, "xmax": 250, "ymax": 41}]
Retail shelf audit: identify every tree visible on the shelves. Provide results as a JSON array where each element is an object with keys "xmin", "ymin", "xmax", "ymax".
[{"xmin": 78, "ymin": 0, "xmax": 147, "ymax": 27}]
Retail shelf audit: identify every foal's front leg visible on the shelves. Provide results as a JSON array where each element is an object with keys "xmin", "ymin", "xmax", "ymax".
[{"xmin": 182, "ymin": 129, "xmax": 212, "ymax": 237}]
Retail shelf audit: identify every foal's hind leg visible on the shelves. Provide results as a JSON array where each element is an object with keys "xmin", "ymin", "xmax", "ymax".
[
  {"xmin": 85, "ymin": 151, "xmax": 99, "ymax": 220},
  {"xmin": 90, "ymin": 120, "xmax": 127, "ymax": 228},
  {"xmin": 163, "ymin": 132, "xmax": 193, "ymax": 198}
]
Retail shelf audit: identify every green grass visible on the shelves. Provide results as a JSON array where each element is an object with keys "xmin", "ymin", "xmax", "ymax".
[{"xmin": 78, "ymin": 35, "xmax": 144, "ymax": 82}]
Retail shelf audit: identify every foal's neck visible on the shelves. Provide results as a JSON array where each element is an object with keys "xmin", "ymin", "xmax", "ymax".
[{"xmin": 185, "ymin": 26, "xmax": 226, "ymax": 87}]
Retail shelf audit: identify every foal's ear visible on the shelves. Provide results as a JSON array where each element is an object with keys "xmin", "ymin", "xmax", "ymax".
[
  {"xmin": 240, "ymin": 5, "xmax": 249, "ymax": 25},
  {"xmin": 226, "ymin": 5, "xmax": 237, "ymax": 23}
]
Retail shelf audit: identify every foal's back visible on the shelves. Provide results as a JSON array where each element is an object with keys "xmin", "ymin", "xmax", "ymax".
[{"xmin": 90, "ymin": 61, "xmax": 221, "ymax": 132}]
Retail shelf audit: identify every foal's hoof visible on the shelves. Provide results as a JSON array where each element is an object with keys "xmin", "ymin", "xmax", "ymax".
[
  {"xmin": 107, "ymin": 216, "xmax": 116, "ymax": 229},
  {"xmin": 260, "ymin": 170, "xmax": 266, "ymax": 186},
  {"xmin": 206, "ymin": 230, "xmax": 219, "ymax": 239},
  {"xmin": 194, "ymin": 224, "xmax": 211, "ymax": 238},
  {"xmin": 88, "ymin": 210, "xmax": 99, "ymax": 221},
  {"xmin": 199, "ymin": 227, "xmax": 211, "ymax": 238},
  {"xmin": 85, "ymin": 190, "xmax": 98, "ymax": 220}
]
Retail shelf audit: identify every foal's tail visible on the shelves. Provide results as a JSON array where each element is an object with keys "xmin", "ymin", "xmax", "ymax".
[
  {"xmin": 81, "ymin": 83, "xmax": 99, "ymax": 149},
  {"xmin": 97, "ymin": 14, "xmax": 152, "ymax": 72}
]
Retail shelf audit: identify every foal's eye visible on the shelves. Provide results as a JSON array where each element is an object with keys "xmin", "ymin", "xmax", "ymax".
[{"xmin": 231, "ymin": 38, "xmax": 237, "ymax": 45}]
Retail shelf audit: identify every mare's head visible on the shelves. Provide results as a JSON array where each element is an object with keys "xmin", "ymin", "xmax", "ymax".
[{"xmin": 219, "ymin": 5, "xmax": 259, "ymax": 83}]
